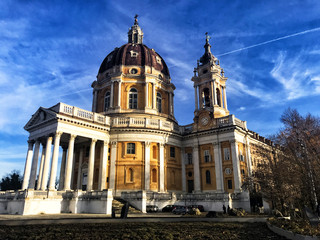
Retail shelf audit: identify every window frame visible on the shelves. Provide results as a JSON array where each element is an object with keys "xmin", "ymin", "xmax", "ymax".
[
  {"xmin": 129, "ymin": 88, "xmax": 138, "ymax": 109},
  {"xmin": 127, "ymin": 143, "xmax": 136, "ymax": 155},
  {"xmin": 187, "ymin": 153, "xmax": 193, "ymax": 165},
  {"xmin": 104, "ymin": 91, "xmax": 111, "ymax": 110},
  {"xmin": 156, "ymin": 92, "xmax": 162, "ymax": 113},
  {"xmin": 223, "ymin": 148, "xmax": 230, "ymax": 161},
  {"xmin": 204, "ymin": 149, "xmax": 210, "ymax": 163},
  {"xmin": 170, "ymin": 146, "xmax": 175, "ymax": 158}
]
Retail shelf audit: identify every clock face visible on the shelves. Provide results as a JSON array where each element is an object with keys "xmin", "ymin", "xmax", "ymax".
[{"xmin": 201, "ymin": 116, "xmax": 209, "ymax": 126}]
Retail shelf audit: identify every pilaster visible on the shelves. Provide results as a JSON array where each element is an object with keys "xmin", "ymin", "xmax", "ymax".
[
  {"xmin": 144, "ymin": 141, "xmax": 150, "ymax": 190},
  {"xmin": 159, "ymin": 142, "xmax": 165, "ymax": 192},
  {"xmin": 213, "ymin": 142, "xmax": 224, "ymax": 192},
  {"xmin": 230, "ymin": 140, "xmax": 241, "ymax": 192},
  {"xmin": 180, "ymin": 148, "xmax": 186, "ymax": 192},
  {"xmin": 98, "ymin": 140, "xmax": 109, "ymax": 191},
  {"xmin": 109, "ymin": 141, "xmax": 117, "ymax": 190},
  {"xmin": 193, "ymin": 145, "xmax": 201, "ymax": 192}
]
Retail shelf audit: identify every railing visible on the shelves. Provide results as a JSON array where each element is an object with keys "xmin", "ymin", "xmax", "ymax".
[
  {"xmin": 176, "ymin": 192, "xmax": 230, "ymax": 201},
  {"xmin": 112, "ymin": 117, "xmax": 175, "ymax": 132},
  {"xmin": 179, "ymin": 115, "xmax": 247, "ymax": 135},
  {"xmin": 54, "ymin": 103, "xmax": 110, "ymax": 126}
]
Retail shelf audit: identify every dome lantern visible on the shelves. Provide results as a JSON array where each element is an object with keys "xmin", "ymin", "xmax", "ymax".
[{"xmin": 128, "ymin": 14, "xmax": 144, "ymax": 44}]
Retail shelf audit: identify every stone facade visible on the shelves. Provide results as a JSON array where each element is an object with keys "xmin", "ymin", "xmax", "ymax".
[{"xmin": 0, "ymin": 17, "xmax": 275, "ymax": 215}]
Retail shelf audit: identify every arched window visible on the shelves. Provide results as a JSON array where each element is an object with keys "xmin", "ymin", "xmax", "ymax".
[
  {"xmin": 152, "ymin": 169, "xmax": 157, "ymax": 183},
  {"xmin": 216, "ymin": 88, "xmax": 221, "ymax": 107},
  {"xmin": 129, "ymin": 88, "xmax": 138, "ymax": 109},
  {"xmin": 104, "ymin": 91, "xmax": 110, "ymax": 110},
  {"xmin": 203, "ymin": 88, "xmax": 210, "ymax": 107},
  {"xmin": 156, "ymin": 92, "xmax": 162, "ymax": 113},
  {"xmin": 206, "ymin": 170, "xmax": 211, "ymax": 184},
  {"xmin": 152, "ymin": 145, "xmax": 157, "ymax": 159}
]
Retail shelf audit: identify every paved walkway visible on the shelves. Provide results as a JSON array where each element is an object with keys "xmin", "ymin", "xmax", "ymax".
[{"xmin": 0, "ymin": 213, "xmax": 267, "ymax": 226}]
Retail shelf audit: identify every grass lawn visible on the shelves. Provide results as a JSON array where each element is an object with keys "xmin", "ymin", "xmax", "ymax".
[{"xmin": 0, "ymin": 222, "xmax": 286, "ymax": 240}]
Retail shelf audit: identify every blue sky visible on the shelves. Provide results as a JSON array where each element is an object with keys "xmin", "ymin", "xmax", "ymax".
[{"xmin": 1, "ymin": 0, "xmax": 320, "ymax": 179}]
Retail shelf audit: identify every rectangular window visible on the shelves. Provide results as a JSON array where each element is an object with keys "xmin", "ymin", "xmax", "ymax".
[
  {"xmin": 223, "ymin": 148, "xmax": 230, "ymax": 160},
  {"xmin": 187, "ymin": 153, "xmax": 193, "ymax": 165},
  {"xmin": 241, "ymin": 169, "xmax": 245, "ymax": 175},
  {"xmin": 204, "ymin": 150, "xmax": 210, "ymax": 162},
  {"xmin": 239, "ymin": 150, "xmax": 244, "ymax": 161},
  {"xmin": 127, "ymin": 143, "xmax": 135, "ymax": 154},
  {"xmin": 227, "ymin": 179, "xmax": 233, "ymax": 190},
  {"xmin": 170, "ymin": 147, "xmax": 175, "ymax": 158}
]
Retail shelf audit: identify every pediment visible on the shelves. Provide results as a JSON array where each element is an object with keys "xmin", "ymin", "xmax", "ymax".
[{"xmin": 24, "ymin": 107, "xmax": 57, "ymax": 131}]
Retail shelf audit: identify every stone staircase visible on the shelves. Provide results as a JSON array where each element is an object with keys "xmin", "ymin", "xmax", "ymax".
[{"xmin": 112, "ymin": 198, "xmax": 141, "ymax": 214}]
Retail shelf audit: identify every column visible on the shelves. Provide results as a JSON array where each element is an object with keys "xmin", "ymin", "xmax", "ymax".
[
  {"xmin": 171, "ymin": 93, "xmax": 174, "ymax": 115},
  {"xmin": 181, "ymin": 148, "xmax": 186, "ymax": 192},
  {"xmin": 210, "ymin": 81, "xmax": 215, "ymax": 107},
  {"xmin": 28, "ymin": 140, "xmax": 40, "ymax": 189},
  {"xmin": 223, "ymin": 86, "xmax": 228, "ymax": 110},
  {"xmin": 145, "ymin": 82, "xmax": 149, "ymax": 108},
  {"xmin": 22, "ymin": 140, "xmax": 34, "ymax": 190},
  {"xmin": 58, "ymin": 146, "xmax": 67, "ymax": 190},
  {"xmin": 110, "ymin": 82, "xmax": 114, "ymax": 108},
  {"xmin": 194, "ymin": 85, "xmax": 198, "ymax": 110},
  {"xmin": 144, "ymin": 141, "xmax": 150, "ymax": 191},
  {"xmin": 109, "ymin": 141, "xmax": 117, "ymax": 189},
  {"xmin": 159, "ymin": 143, "xmax": 165, "ymax": 192},
  {"xmin": 152, "ymin": 83, "xmax": 156, "ymax": 109},
  {"xmin": 87, "ymin": 138, "xmax": 97, "ymax": 191},
  {"xmin": 117, "ymin": 80, "xmax": 121, "ymax": 108},
  {"xmin": 98, "ymin": 141, "xmax": 109, "ymax": 191},
  {"xmin": 193, "ymin": 146, "xmax": 201, "ymax": 192},
  {"xmin": 48, "ymin": 132, "xmax": 62, "ymax": 190},
  {"xmin": 36, "ymin": 144, "xmax": 46, "ymax": 190},
  {"xmin": 230, "ymin": 140, "xmax": 241, "ymax": 192},
  {"xmin": 40, "ymin": 136, "xmax": 53, "ymax": 190},
  {"xmin": 213, "ymin": 142, "xmax": 224, "ymax": 192},
  {"xmin": 213, "ymin": 81, "xmax": 218, "ymax": 105},
  {"xmin": 63, "ymin": 134, "xmax": 76, "ymax": 190},
  {"xmin": 198, "ymin": 86, "xmax": 203, "ymax": 108},
  {"xmin": 77, "ymin": 147, "xmax": 84, "ymax": 189}
]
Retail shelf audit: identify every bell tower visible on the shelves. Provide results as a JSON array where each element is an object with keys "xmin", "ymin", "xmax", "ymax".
[{"xmin": 192, "ymin": 33, "xmax": 229, "ymax": 128}]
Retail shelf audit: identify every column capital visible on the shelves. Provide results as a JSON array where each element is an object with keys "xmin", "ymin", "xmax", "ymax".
[
  {"xmin": 91, "ymin": 138, "xmax": 97, "ymax": 143},
  {"xmin": 70, "ymin": 134, "xmax": 77, "ymax": 140},
  {"xmin": 145, "ymin": 141, "xmax": 151, "ymax": 147},
  {"xmin": 229, "ymin": 140, "xmax": 237, "ymax": 144},
  {"xmin": 103, "ymin": 140, "xmax": 110, "ymax": 146},
  {"xmin": 55, "ymin": 131, "xmax": 63, "ymax": 137},
  {"xmin": 111, "ymin": 141, "xmax": 117, "ymax": 146},
  {"xmin": 159, "ymin": 142, "xmax": 165, "ymax": 148},
  {"xmin": 27, "ymin": 140, "xmax": 35, "ymax": 146}
]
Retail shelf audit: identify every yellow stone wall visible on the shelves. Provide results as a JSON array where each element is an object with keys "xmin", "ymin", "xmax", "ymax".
[
  {"xmin": 116, "ymin": 141, "xmax": 144, "ymax": 190},
  {"xmin": 150, "ymin": 143, "xmax": 159, "ymax": 191},
  {"xmin": 165, "ymin": 145, "xmax": 182, "ymax": 191},
  {"xmin": 221, "ymin": 141, "xmax": 234, "ymax": 193},
  {"xmin": 199, "ymin": 144, "xmax": 216, "ymax": 191}
]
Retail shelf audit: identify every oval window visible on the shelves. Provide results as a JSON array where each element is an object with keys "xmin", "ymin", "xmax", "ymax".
[
  {"xmin": 131, "ymin": 68, "xmax": 138, "ymax": 74},
  {"xmin": 202, "ymin": 69, "xmax": 208, "ymax": 74}
]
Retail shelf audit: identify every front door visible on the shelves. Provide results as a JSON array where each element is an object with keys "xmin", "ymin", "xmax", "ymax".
[{"xmin": 187, "ymin": 180, "xmax": 194, "ymax": 193}]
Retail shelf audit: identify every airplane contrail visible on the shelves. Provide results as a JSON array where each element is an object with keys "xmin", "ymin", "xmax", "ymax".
[{"xmin": 216, "ymin": 27, "xmax": 320, "ymax": 57}]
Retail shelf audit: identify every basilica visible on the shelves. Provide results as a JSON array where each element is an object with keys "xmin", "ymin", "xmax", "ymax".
[{"xmin": 0, "ymin": 17, "xmax": 274, "ymax": 215}]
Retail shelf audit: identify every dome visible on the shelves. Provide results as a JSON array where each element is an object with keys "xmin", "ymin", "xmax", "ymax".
[
  {"xmin": 98, "ymin": 43, "xmax": 170, "ymax": 76},
  {"xmin": 98, "ymin": 16, "xmax": 170, "ymax": 78}
]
